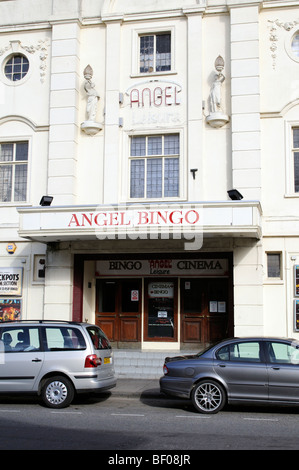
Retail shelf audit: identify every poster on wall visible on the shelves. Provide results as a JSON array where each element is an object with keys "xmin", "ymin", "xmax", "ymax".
[
  {"xmin": 0, "ymin": 268, "xmax": 23, "ymax": 296},
  {"xmin": 294, "ymin": 300, "xmax": 299, "ymax": 331},
  {"xmin": 0, "ymin": 299, "xmax": 21, "ymax": 322},
  {"xmin": 294, "ymin": 266, "xmax": 299, "ymax": 297}
]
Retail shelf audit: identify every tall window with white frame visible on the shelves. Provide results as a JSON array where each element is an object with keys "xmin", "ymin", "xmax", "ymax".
[
  {"xmin": 139, "ymin": 33, "xmax": 171, "ymax": 73},
  {"xmin": 130, "ymin": 134, "xmax": 180, "ymax": 199},
  {"xmin": 0, "ymin": 142, "xmax": 28, "ymax": 202},
  {"xmin": 293, "ymin": 128, "xmax": 299, "ymax": 192}
]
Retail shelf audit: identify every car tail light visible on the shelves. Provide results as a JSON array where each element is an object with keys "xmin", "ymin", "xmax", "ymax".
[
  {"xmin": 163, "ymin": 364, "xmax": 169, "ymax": 375},
  {"xmin": 85, "ymin": 354, "xmax": 102, "ymax": 368}
]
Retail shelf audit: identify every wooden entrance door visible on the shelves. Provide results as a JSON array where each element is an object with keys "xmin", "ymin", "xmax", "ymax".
[
  {"xmin": 181, "ymin": 278, "xmax": 229, "ymax": 345},
  {"xmin": 96, "ymin": 279, "xmax": 141, "ymax": 344}
]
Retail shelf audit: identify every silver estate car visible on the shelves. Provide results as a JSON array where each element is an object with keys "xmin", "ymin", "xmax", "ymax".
[
  {"xmin": 160, "ymin": 337, "xmax": 299, "ymax": 414},
  {"xmin": 0, "ymin": 320, "xmax": 116, "ymax": 408}
]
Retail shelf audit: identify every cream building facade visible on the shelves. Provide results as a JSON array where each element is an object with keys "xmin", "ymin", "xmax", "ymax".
[{"xmin": 0, "ymin": 0, "xmax": 299, "ymax": 355}]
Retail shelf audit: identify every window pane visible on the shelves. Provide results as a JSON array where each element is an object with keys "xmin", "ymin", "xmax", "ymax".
[
  {"xmin": 16, "ymin": 142, "xmax": 28, "ymax": 161},
  {"xmin": 156, "ymin": 34, "xmax": 171, "ymax": 72},
  {"xmin": 147, "ymin": 158, "xmax": 162, "ymax": 198},
  {"xmin": 0, "ymin": 144, "xmax": 13, "ymax": 162},
  {"xmin": 268, "ymin": 342, "xmax": 299, "ymax": 364},
  {"xmin": 14, "ymin": 164, "xmax": 27, "ymax": 201},
  {"xmin": 164, "ymin": 134, "xmax": 179, "ymax": 155},
  {"xmin": 4, "ymin": 55, "xmax": 29, "ymax": 81},
  {"xmin": 182, "ymin": 279, "xmax": 202, "ymax": 313},
  {"xmin": 87, "ymin": 326, "xmax": 111, "ymax": 350},
  {"xmin": 121, "ymin": 280, "xmax": 140, "ymax": 313},
  {"xmin": 130, "ymin": 160, "xmax": 145, "ymax": 198},
  {"xmin": 292, "ymin": 33, "xmax": 299, "ymax": 57},
  {"xmin": 131, "ymin": 137, "xmax": 146, "ymax": 156},
  {"xmin": 294, "ymin": 152, "xmax": 299, "ymax": 192},
  {"xmin": 231, "ymin": 342, "xmax": 261, "ymax": 362},
  {"xmin": 0, "ymin": 165, "xmax": 12, "ymax": 202},
  {"xmin": 293, "ymin": 128, "xmax": 299, "ymax": 148},
  {"xmin": 0, "ymin": 327, "xmax": 40, "ymax": 352},
  {"xmin": 164, "ymin": 158, "xmax": 179, "ymax": 197},
  {"xmin": 267, "ymin": 253, "xmax": 281, "ymax": 278},
  {"xmin": 148, "ymin": 136, "xmax": 162, "ymax": 155},
  {"xmin": 97, "ymin": 280, "xmax": 116, "ymax": 312},
  {"xmin": 44, "ymin": 327, "xmax": 86, "ymax": 351},
  {"xmin": 140, "ymin": 35, "xmax": 154, "ymax": 73}
]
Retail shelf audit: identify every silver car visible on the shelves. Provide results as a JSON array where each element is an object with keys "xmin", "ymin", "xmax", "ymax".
[
  {"xmin": 160, "ymin": 337, "xmax": 299, "ymax": 414},
  {"xmin": 0, "ymin": 320, "xmax": 116, "ymax": 408}
]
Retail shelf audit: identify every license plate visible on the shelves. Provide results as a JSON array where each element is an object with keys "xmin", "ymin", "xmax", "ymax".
[{"xmin": 104, "ymin": 357, "xmax": 111, "ymax": 364}]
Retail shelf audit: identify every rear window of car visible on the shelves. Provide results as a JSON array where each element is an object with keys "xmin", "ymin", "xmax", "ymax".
[
  {"xmin": 43, "ymin": 327, "xmax": 86, "ymax": 351},
  {"xmin": 87, "ymin": 326, "xmax": 111, "ymax": 350}
]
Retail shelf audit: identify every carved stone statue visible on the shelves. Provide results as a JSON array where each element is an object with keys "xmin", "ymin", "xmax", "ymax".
[
  {"xmin": 209, "ymin": 71, "xmax": 225, "ymax": 114},
  {"xmin": 81, "ymin": 65, "xmax": 102, "ymax": 135},
  {"xmin": 83, "ymin": 65, "xmax": 100, "ymax": 121},
  {"xmin": 206, "ymin": 56, "xmax": 229, "ymax": 128}
]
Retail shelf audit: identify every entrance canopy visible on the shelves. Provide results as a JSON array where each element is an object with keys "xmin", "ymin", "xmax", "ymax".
[{"xmin": 17, "ymin": 201, "xmax": 262, "ymax": 242}]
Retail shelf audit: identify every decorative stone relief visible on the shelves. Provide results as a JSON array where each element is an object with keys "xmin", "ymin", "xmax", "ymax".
[
  {"xmin": 81, "ymin": 65, "xmax": 102, "ymax": 135},
  {"xmin": 206, "ymin": 56, "xmax": 229, "ymax": 128},
  {"xmin": 0, "ymin": 39, "xmax": 49, "ymax": 82},
  {"xmin": 268, "ymin": 18, "xmax": 299, "ymax": 69}
]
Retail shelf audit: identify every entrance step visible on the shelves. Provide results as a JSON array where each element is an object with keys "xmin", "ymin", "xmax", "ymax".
[{"xmin": 113, "ymin": 349, "xmax": 195, "ymax": 379}]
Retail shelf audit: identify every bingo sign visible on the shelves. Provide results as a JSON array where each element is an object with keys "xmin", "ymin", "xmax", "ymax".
[{"xmin": 148, "ymin": 282, "xmax": 174, "ymax": 299}]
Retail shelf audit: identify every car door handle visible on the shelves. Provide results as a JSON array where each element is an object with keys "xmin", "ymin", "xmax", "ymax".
[
  {"xmin": 218, "ymin": 364, "xmax": 226, "ymax": 368},
  {"xmin": 271, "ymin": 366, "xmax": 280, "ymax": 370},
  {"xmin": 32, "ymin": 358, "xmax": 42, "ymax": 362}
]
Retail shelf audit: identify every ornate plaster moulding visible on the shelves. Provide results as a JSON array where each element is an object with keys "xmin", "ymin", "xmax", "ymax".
[
  {"xmin": 268, "ymin": 17, "xmax": 299, "ymax": 69},
  {"xmin": 0, "ymin": 38, "xmax": 49, "ymax": 83}
]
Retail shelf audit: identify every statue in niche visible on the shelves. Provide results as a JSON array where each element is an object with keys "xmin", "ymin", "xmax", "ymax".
[
  {"xmin": 81, "ymin": 64, "xmax": 102, "ymax": 135},
  {"xmin": 83, "ymin": 64, "xmax": 100, "ymax": 122},
  {"xmin": 209, "ymin": 55, "xmax": 225, "ymax": 114},
  {"xmin": 206, "ymin": 55, "xmax": 229, "ymax": 128}
]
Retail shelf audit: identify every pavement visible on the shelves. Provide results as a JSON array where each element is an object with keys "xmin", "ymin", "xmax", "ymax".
[{"xmin": 111, "ymin": 378, "xmax": 163, "ymax": 399}]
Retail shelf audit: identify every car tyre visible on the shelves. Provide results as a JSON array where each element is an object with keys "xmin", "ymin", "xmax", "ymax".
[
  {"xmin": 191, "ymin": 379, "xmax": 226, "ymax": 414},
  {"xmin": 41, "ymin": 376, "xmax": 74, "ymax": 409}
]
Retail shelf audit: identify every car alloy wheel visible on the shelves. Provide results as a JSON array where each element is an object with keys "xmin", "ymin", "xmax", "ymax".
[
  {"xmin": 41, "ymin": 376, "xmax": 74, "ymax": 409},
  {"xmin": 191, "ymin": 380, "xmax": 226, "ymax": 414}
]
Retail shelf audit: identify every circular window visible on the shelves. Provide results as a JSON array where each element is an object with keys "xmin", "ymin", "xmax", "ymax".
[
  {"xmin": 4, "ymin": 54, "xmax": 29, "ymax": 81},
  {"xmin": 291, "ymin": 32, "xmax": 299, "ymax": 58}
]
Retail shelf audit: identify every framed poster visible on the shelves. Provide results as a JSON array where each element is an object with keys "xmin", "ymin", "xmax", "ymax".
[
  {"xmin": 0, "ymin": 299, "xmax": 21, "ymax": 322},
  {"xmin": 295, "ymin": 265, "xmax": 299, "ymax": 297}
]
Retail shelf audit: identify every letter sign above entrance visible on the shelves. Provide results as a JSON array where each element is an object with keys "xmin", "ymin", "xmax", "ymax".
[{"xmin": 148, "ymin": 282, "xmax": 174, "ymax": 298}]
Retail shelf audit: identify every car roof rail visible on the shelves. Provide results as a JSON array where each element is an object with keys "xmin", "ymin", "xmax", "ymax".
[{"xmin": 0, "ymin": 319, "xmax": 81, "ymax": 324}]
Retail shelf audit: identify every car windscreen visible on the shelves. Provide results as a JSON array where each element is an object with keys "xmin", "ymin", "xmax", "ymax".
[{"xmin": 86, "ymin": 326, "xmax": 111, "ymax": 350}]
